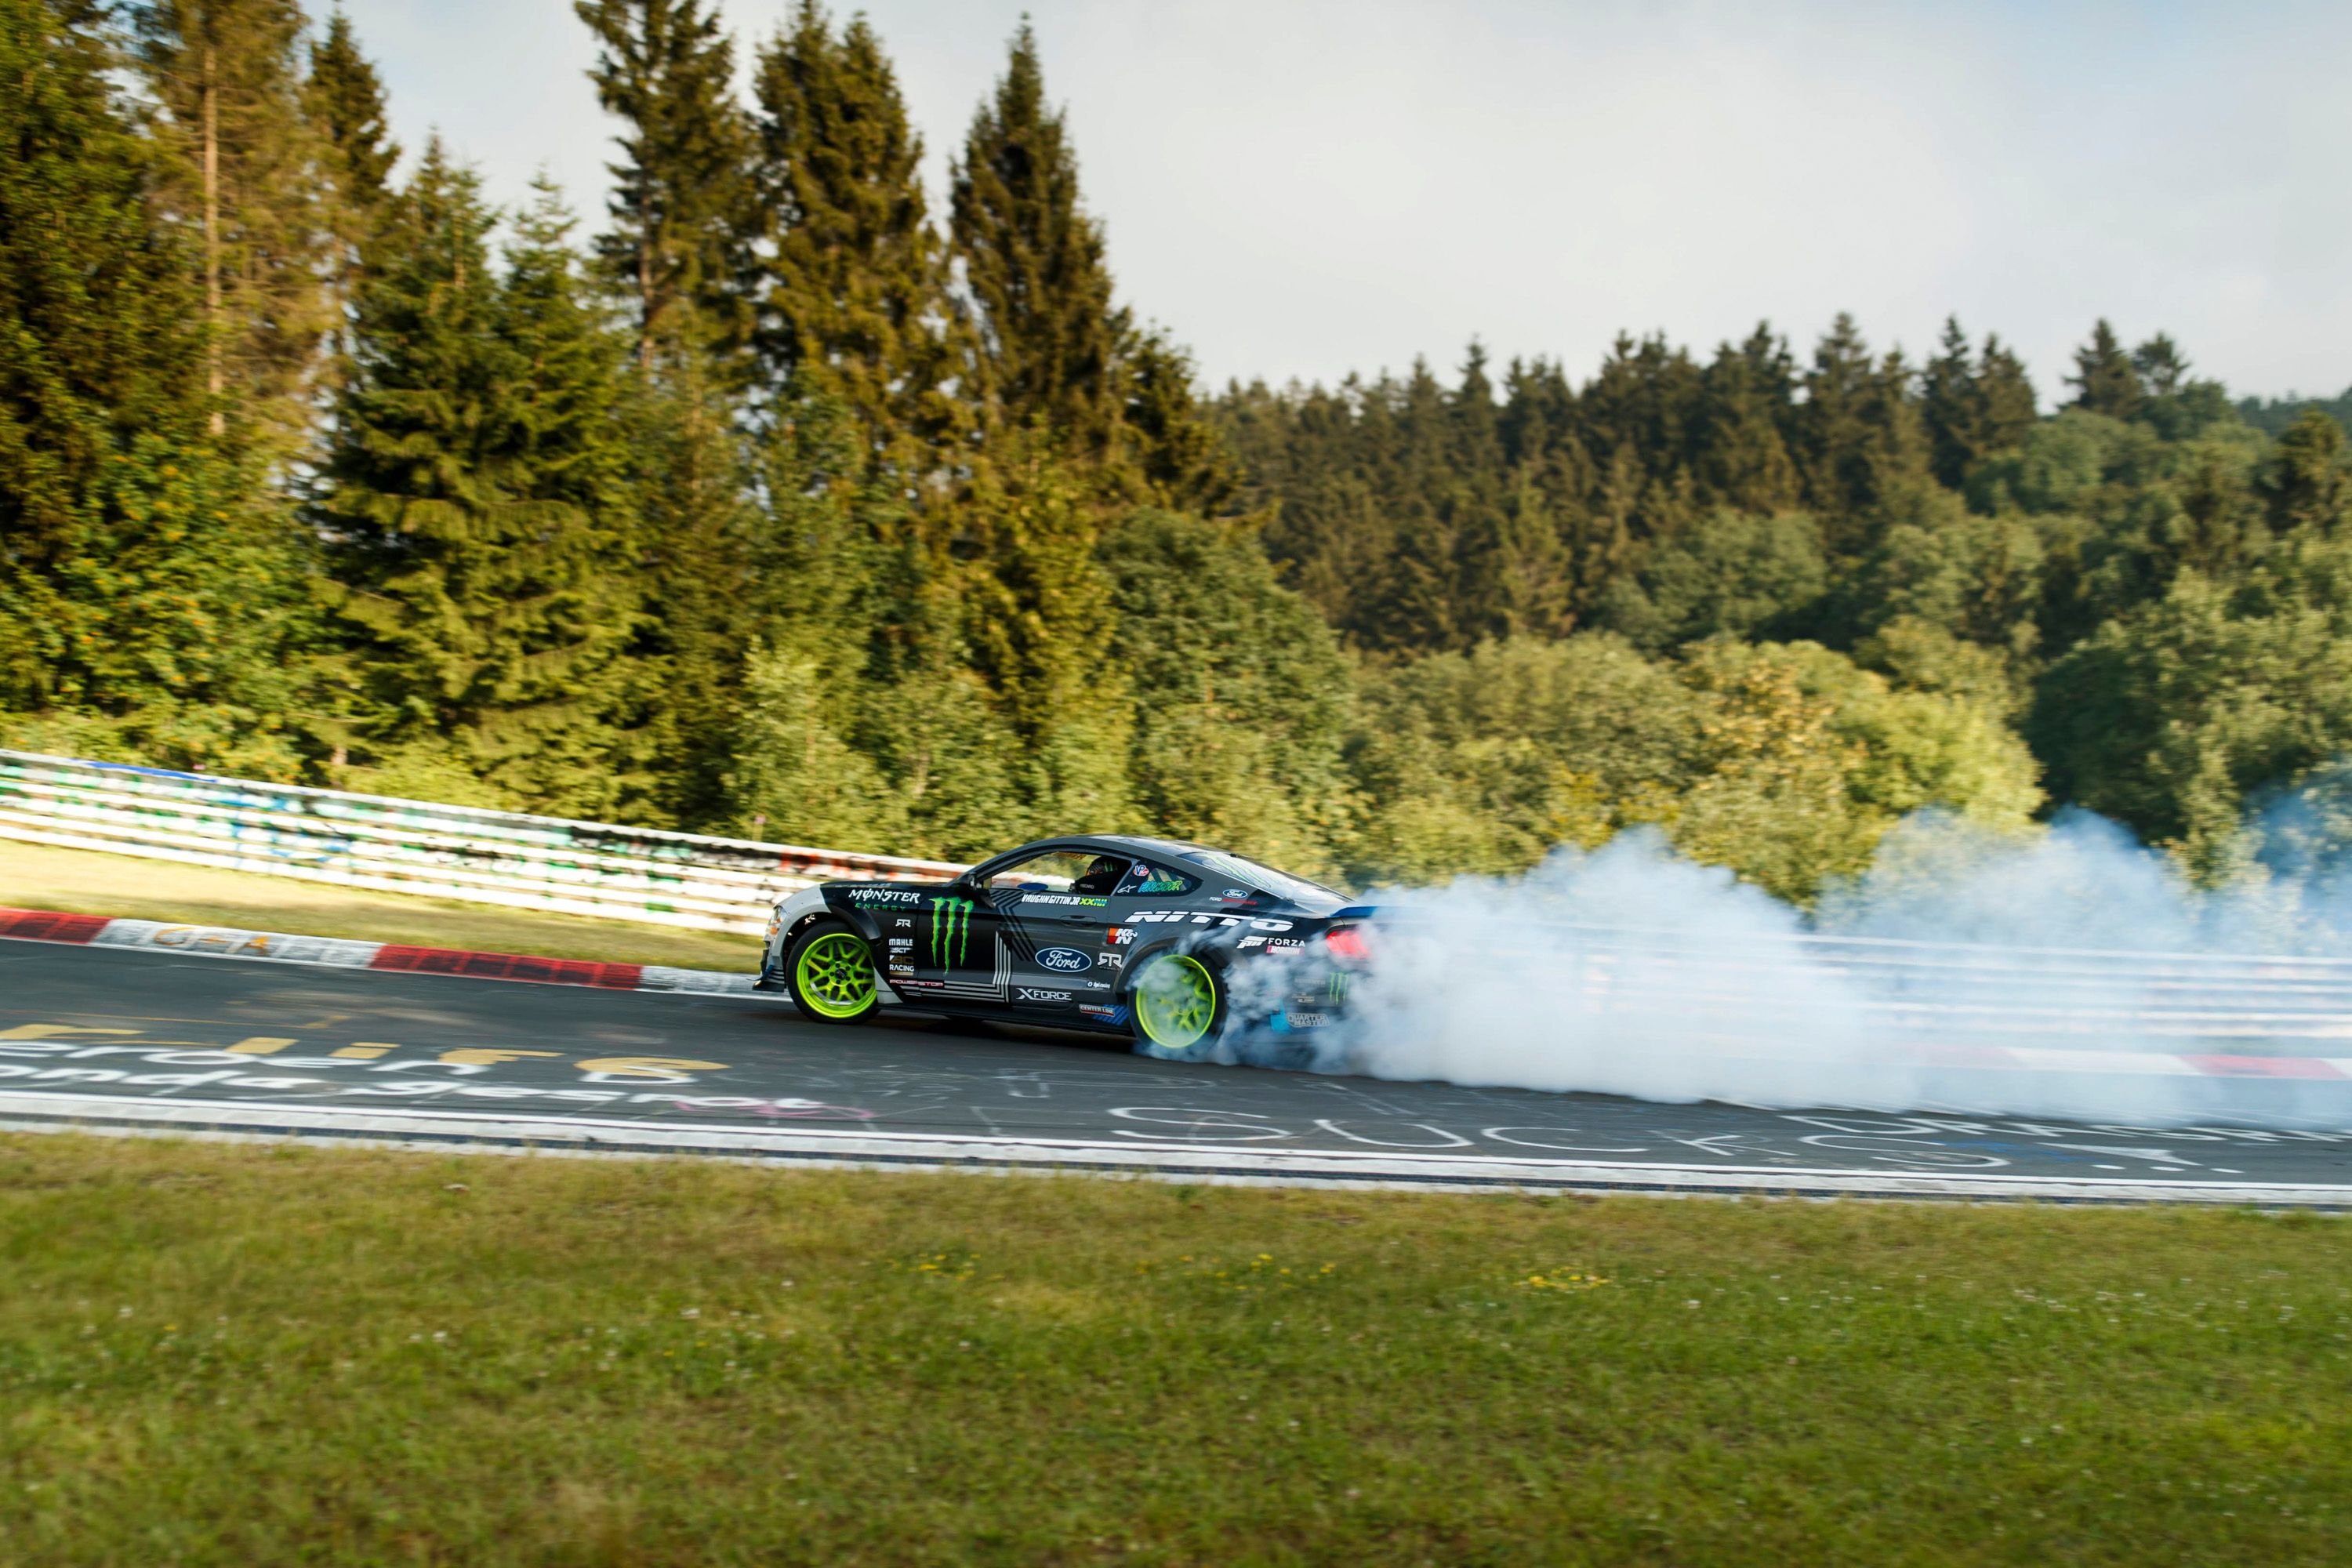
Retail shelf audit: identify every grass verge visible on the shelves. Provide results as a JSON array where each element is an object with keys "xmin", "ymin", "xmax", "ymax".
[
  {"xmin": 0, "ymin": 1134, "xmax": 2345, "ymax": 1565},
  {"xmin": 0, "ymin": 837, "xmax": 757, "ymax": 971}
]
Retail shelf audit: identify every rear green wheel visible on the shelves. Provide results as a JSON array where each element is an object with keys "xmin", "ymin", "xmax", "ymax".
[
  {"xmin": 1131, "ymin": 951, "xmax": 1225, "ymax": 1061},
  {"xmin": 787, "ymin": 920, "xmax": 877, "ymax": 1023}
]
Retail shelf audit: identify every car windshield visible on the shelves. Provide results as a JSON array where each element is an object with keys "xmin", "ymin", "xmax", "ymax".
[{"xmin": 1183, "ymin": 851, "xmax": 1348, "ymax": 913}]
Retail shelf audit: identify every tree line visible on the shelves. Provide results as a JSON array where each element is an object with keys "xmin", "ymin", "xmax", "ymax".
[{"xmin": 3, "ymin": 0, "xmax": 2349, "ymax": 902}]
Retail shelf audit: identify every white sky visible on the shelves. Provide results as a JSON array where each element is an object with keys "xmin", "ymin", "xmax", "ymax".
[{"xmin": 343, "ymin": 0, "xmax": 2352, "ymax": 404}]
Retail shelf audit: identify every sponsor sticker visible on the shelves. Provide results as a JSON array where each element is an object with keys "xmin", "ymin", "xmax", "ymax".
[
  {"xmin": 1016, "ymin": 987, "xmax": 1072, "ymax": 1004},
  {"xmin": 1106, "ymin": 926, "xmax": 1137, "ymax": 946},
  {"xmin": 1096, "ymin": 951, "xmax": 1124, "ymax": 970},
  {"xmin": 1079, "ymin": 1003, "xmax": 1132, "ymax": 1024},
  {"xmin": 928, "ymin": 896, "xmax": 975, "ymax": 965},
  {"xmin": 1021, "ymin": 894, "xmax": 1108, "ymax": 908},
  {"xmin": 850, "ymin": 888, "xmax": 923, "ymax": 906},
  {"xmin": 1127, "ymin": 911, "xmax": 1296, "ymax": 931},
  {"xmin": 1283, "ymin": 1010, "xmax": 1333, "ymax": 1029},
  {"xmin": 1035, "ymin": 946, "xmax": 1091, "ymax": 974}
]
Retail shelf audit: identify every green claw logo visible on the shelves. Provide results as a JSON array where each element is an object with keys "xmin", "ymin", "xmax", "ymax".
[{"xmin": 929, "ymin": 897, "xmax": 975, "ymax": 965}]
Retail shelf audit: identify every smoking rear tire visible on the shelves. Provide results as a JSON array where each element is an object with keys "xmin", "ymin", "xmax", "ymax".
[
  {"xmin": 1128, "ymin": 949, "xmax": 1229, "ymax": 1062},
  {"xmin": 785, "ymin": 919, "xmax": 879, "ymax": 1024}
]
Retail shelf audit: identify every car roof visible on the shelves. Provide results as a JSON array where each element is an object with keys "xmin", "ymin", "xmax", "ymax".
[{"xmin": 975, "ymin": 833, "xmax": 1223, "ymax": 869}]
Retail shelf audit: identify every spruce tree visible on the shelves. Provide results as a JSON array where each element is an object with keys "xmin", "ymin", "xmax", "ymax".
[
  {"xmin": 1795, "ymin": 316, "xmax": 1929, "ymax": 553},
  {"xmin": 2263, "ymin": 410, "xmax": 2352, "ymax": 535},
  {"xmin": 1795, "ymin": 312, "xmax": 1875, "ymax": 525},
  {"xmin": 949, "ymin": 19, "xmax": 1125, "ymax": 450},
  {"xmin": 2132, "ymin": 332, "xmax": 2191, "ymax": 397},
  {"xmin": 1, "ymin": 0, "xmax": 204, "ymax": 595},
  {"xmin": 307, "ymin": 9, "xmax": 398, "ymax": 369},
  {"xmin": 2068, "ymin": 319, "xmax": 2143, "ymax": 419},
  {"xmin": 1120, "ymin": 324, "xmax": 1233, "ymax": 512},
  {"xmin": 320, "ymin": 149, "xmax": 645, "ymax": 811},
  {"xmin": 1975, "ymin": 334, "xmax": 2036, "ymax": 452},
  {"xmin": 306, "ymin": 9, "xmax": 396, "ymax": 205},
  {"xmin": 131, "ymin": 0, "xmax": 332, "ymax": 449},
  {"xmin": 575, "ymin": 0, "xmax": 750, "ymax": 368},
  {"xmin": 0, "ymin": 0, "xmax": 308, "ymax": 764},
  {"xmin": 743, "ymin": 2, "xmax": 969, "ymax": 470},
  {"xmin": 1920, "ymin": 316, "xmax": 1978, "ymax": 488},
  {"xmin": 1695, "ymin": 330, "xmax": 1800, "ymax": 511}
]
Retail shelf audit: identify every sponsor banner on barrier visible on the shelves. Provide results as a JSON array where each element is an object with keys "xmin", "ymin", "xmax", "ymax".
[{"xmin": 90, "ymin": 919, "xmax": 384, "ymax": 968}]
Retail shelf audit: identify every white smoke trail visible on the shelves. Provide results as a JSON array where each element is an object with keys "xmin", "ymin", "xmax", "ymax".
[{"xmin": 1260, "ymin": 811, "xmax": 2352, "ymax": 1129}]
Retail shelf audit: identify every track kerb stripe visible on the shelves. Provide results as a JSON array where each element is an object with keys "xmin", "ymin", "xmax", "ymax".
[
  {"xmin": 0, "ymin": 909, "xmax": 111, "ymax": 943},
  {"xmin": 367, "ymin": 945, "xmax": 644, "ymax": 989}
]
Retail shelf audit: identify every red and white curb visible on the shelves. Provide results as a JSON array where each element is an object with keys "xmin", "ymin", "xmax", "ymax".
[{"xmin": 0, "ymin": 906, "xmax": 760, "ymax": 996}]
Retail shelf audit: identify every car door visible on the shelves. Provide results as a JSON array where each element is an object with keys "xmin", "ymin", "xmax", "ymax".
[
  {"xmin": 965, "ymin": 848, "xmax": 1125, "ymax": 1016},
  {"xmin": 905, "ymin": 877, "xmax": 1009, "ymax": 1005}
]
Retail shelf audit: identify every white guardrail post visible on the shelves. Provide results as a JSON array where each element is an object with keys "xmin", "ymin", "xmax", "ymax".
[{"xmin": 0, "ymin": 750, "xmax": 967, "ymax": 935}]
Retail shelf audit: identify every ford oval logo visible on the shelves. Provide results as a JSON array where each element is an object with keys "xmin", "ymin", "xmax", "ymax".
[{"xmin": 1036, "ymin": 946, "xmax": 1091, "ymax": 973}]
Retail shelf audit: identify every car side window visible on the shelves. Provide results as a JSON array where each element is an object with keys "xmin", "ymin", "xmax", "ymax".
[
  {"xmin": 1117, "ymin": 861, "xmax": 1197, "ymax": 896},
  {"xmin": 986, "ymin": 851, "xmax": 1116, "ymax": 894}
]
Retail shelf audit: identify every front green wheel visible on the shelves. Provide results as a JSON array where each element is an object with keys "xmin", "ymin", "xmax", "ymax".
[
  {"xmin": 1130, "ymin": 951, "xmax": 1227, "ymax": 1061},
  {"xmin": 786, "ymin": 920, "xmax": 878, "ymax": 1023}
]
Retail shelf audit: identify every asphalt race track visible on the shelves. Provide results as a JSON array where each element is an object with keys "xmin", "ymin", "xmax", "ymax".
[{"xmin": 5, "ymin": 941, "xmax": 2352, "ymax": 1205}]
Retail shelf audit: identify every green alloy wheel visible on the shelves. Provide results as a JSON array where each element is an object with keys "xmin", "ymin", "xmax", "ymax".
[
  {"xmin": 1131, "ymin": 951, "xmax": 1225, "ymax": 1061},
  {"xmin": 788, "ymin": 922, "xmax": 878, "ymax": 1023}
]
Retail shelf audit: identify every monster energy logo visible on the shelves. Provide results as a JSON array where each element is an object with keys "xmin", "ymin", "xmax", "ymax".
[
  {"xmin": 1327, "ymin": 971, "xmax": 1350, "ymax": 1005},
  {"xmin": 929, "ymin": 897, "xmax": 975, "ymax": 965}
]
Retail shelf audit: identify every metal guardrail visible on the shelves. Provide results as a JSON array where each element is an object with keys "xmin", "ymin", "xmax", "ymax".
[{"xmin": 0, "ymin": 750, "xmax": 966, "ymax": 935}]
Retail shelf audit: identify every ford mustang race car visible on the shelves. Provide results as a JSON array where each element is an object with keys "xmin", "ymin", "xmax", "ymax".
[{"xmin": 754, "ymin": 835, "xmax": 1372, "ymax": 1060}]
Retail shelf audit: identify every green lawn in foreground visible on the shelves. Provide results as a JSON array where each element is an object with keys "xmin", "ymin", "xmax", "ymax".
[
  {"xmin": 0, "ymin": 1136, "xmax": 2345, "ymax": 1565},
  {"xmin": 0, "ymin": 837, "xmax": 758, "ymax": 971}
]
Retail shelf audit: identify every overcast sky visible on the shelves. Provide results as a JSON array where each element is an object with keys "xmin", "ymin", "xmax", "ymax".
[{"xmin": 341, "ymin": 0, "xmax": 2352, "ymax": 404}]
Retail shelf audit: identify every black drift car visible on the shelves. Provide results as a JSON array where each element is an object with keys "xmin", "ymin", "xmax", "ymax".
[{"xmin": 755, "ymin": 835, "xmax": 1372, "ymax": 1060}]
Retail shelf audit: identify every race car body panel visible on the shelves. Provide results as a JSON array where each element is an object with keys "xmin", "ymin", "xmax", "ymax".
[{"xmin": 757, "ymin": 834, "xmax": 1368, "ymax": 1038}]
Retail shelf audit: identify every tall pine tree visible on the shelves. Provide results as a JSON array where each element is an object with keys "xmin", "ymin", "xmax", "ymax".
[
  {"xmin": 306, "ymin": 9, "xmax": 398, "ymax": 371},
  {"xmin": 950, "ymin": 20, "xmax": 1124, "ymax": 452},
  {"xmin": 743, "ymin": 2, "xmax": 970, "ymax": 474},
  {"xmin": 2068, "ymin": 319, "xmax": 2143, "ymax": 419},
  {"xmin": 320, "ymin": 148, "xmax": 646, "ymax": 811},
  {"xmin": 131, "ymin": 0, "xmax": 332, "ymax": 449},
  {"xmin": 1, "ymin": 0, "xmax": 310, "ymax": 768},
  {"xmin": 575, "ymin": 0, "xmax": 750, "ymax": 368}
]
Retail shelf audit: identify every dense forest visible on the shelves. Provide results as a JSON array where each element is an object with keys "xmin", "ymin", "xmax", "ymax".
[{"xmin": 4, "ymin": 0, "xmax": 2350, "ymax": 904}]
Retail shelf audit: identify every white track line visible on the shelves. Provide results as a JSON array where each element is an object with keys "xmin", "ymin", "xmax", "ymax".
[{"xmin": 2, "ymin": 1091, "xmax": 2347, "ymax": 1206}]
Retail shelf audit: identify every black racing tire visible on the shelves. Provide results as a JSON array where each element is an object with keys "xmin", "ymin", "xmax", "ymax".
[
  {"xmin": 783, "ymin": 918, "xmax": 880, "ymax": 1025},
  {"xmin": 1127, "ymin": 946, "xmax": 1231, "ymax": 1062}
]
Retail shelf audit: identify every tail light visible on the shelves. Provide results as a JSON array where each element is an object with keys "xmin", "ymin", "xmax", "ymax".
[{"xmin": 1323, "ymin": 924, "xmax": 1370, "ymax": 962}]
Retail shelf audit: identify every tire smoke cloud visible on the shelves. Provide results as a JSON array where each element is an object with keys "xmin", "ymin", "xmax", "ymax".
[{"xmin": 1265, "ymin": 810, "xmax": 2352, "ymax": 1130}]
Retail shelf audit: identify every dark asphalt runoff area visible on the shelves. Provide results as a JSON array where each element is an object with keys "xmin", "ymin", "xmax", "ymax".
[{"xmin": 5, "ymin": 941, "xmax": 2352, "ymax": 1204}]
